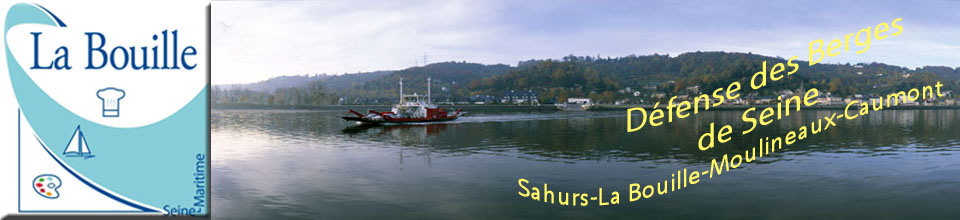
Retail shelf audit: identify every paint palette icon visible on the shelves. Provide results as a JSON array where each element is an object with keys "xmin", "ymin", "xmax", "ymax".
[{"xmin": 33, "ymin": 174, "xmax": 61, "ymax": 199}]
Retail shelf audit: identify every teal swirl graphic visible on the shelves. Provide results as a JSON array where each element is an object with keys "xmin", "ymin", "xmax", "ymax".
[{"xmin": 6, "ymin": 3, "xmax": 207, "ymax": 213}]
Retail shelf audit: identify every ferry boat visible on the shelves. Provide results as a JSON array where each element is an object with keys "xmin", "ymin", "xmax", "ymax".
[{"xmin": 342, "ymin": 77, "xmax": 463, "ymax": 124}]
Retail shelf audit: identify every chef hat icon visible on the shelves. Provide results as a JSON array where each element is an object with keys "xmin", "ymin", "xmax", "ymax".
[{"xmin": 97, "ymin": 87, "xmax": 125, "ymax": 117}]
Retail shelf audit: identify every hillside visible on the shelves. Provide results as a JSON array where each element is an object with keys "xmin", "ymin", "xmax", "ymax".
[
  {"xmin": 214, "ymin": 70, "xmax": 392, "ymax": 93},
  {"xmin": 342, "ymin": 61, "xmax": 512, "ymax": 99},
  {"xmin": 214, "ymin": 51, "xmax": 960, "ymax": 106},
  {"xmin": 469, "ymin": 52, "xmax": 959, "ymax": 103}
]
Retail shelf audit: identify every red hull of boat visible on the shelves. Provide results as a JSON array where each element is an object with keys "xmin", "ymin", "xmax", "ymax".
[{"xmin": 342, "ymin": 109, "xmax": 462, "ymax": 124}]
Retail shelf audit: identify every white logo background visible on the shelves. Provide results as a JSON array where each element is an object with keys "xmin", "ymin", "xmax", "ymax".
[{"xmin": 4, "ymin": 0, "xmax": 207, "ymax": 128}]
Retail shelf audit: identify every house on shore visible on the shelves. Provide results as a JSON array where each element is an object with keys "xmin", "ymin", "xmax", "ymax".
[{"xmin": 501, "ymin": 90, "xmax": 539, "ymax": 104}]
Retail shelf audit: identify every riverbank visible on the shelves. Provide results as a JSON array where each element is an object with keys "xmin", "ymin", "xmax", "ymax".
[
  {"xmin": 212, "ymin": 103, "xmax": 559, "ymax": 112},
  {"xmin": 587, "ymin": 104, "xmax": 960, "ymax": 111},
  {"xmin": 213, "ymin": 103, "xmax": 960, "ymax": 112}
]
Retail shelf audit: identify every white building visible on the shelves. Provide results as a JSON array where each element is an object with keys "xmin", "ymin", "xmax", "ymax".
[{"xmin": 567, "ymin": 98, "xmax": 592, "ymax": 105}]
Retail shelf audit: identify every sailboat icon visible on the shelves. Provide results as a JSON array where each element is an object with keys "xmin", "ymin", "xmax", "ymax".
[{"xmin": 63, "ymin": 125, "xmax": 95, "ymax": 159}]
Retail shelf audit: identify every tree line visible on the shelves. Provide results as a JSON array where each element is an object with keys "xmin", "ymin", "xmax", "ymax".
[{"xmin": 213, "ymin": 52, "xmax": 960, "ymax": 106}]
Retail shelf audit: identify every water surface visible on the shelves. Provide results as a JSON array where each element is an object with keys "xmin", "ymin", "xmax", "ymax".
[{"xmin": 212, "ymin": 109, "xmax": 960, "ymax": 219}]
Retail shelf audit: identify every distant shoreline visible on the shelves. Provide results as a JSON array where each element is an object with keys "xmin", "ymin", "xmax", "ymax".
[
  {"xmin": 212, "ymin": 103, "xmax": 960, "ymax": 112},
  {"xmin": 587, "ymin": 104, "xmax": 960, "ymax": 111},
  {"xmin": 211, "ymin": 103, "xmax": 559, "ymax": 112}
]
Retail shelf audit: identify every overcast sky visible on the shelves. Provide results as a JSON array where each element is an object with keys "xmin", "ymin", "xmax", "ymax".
[{"xmin": 212, "ymin": 0, "xmax": 960, "ymax": 85}]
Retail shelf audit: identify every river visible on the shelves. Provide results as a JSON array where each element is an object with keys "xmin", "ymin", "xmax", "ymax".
[{"xmin": 211, "ymin": 109, "xmax": 960, "ymax": 219}]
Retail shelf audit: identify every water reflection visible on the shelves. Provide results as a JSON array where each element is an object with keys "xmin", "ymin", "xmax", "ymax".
[
  {"xmin": 342, "ymin": 123, "xmax": 454, "ymax": 138},
  {"xmin": 212, "ymin": 109, "xmax": 960, "ymax": 219},
  {"xmin": 213, "ymin": 109, "xmax": 960, "ymax": 164}
]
